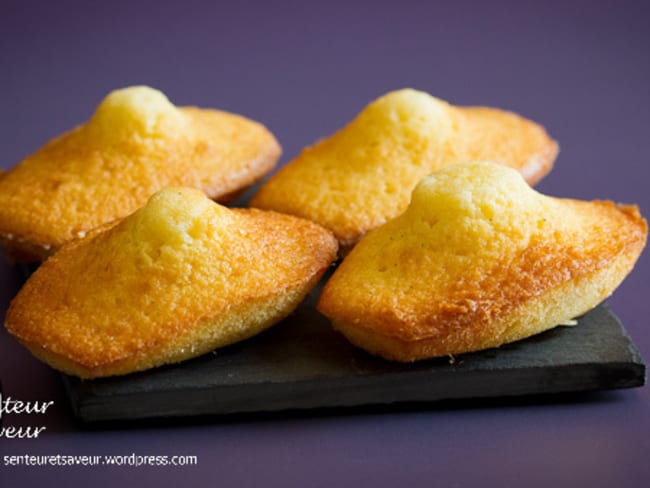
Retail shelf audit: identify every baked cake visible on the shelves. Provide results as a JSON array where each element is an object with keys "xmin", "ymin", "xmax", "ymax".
[
  {"xmin": 0, "ymin": 86, "xmax": 281, "ymax": 262},
  {"xmin": 317, "ymin": 162, "xmax": 646, "ymax": 361},
  {"xmin": 5, "ymin": 187, "xmax": 337, "ymax": 378},
  {"xmin": 250, "ymin": 89, "xmax": 558, "ymax": 252}
]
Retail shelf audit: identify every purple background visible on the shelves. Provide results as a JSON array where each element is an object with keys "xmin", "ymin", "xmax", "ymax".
[{"xmin": 1, "ymin": 0, "xmax": 649, "ymax": 486}]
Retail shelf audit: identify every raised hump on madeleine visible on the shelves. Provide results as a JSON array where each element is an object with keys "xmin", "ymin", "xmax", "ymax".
[
  {"xmin": 250, "ymin": 88, "xmax": 558, "ymax": 251},
  {"xmin": 317, "ymin": 162, "xmax": 647, "ymax": 362},
  {"xmin": 0, "ymin": 85, "xmax": 281, "ymax": 262},
  {"xmin": 86, "ymin": 85, "xmax": 189, "ymax": 142},
  {"xmin": 5, "ymin": 187, "xmax": 338, "ymax": 378}
]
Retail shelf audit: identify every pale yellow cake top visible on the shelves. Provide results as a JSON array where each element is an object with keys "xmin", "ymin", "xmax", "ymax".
[
  {"xmin": 0, "ymin": 85, "xmax": 281, "ymax": 261},
  {"xmin": 6, "ymin": 187, "xmax": 338, "ymax": 377},
  {"xmin": 86, "ymin": 85, "xmax": 190, "ymax": 143},
  {"xmin": 250, "ymin": 88, "xmax": 558, "ymax": 250},
  {"xmin": 402, "ymin": 160, "xmax": 561, "ymax": 258},
  {"xmin": 318, "ymin": 162, "xmax": 647, "ymax": 358}
]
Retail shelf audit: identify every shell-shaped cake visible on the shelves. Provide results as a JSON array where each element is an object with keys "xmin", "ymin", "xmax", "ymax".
[
  {"xmin": 250, "ymin": 89, "xmax": 558, "ymax": 251},
  {"xmin": 317, "ymin": 162, "xmax": 646, "ymax": 362},
  {"xmin": 5, "ymin": 188, "xmax": 337, "ymax": 378},
  {"xmin": 0, "ymin": 86, "xmax": 281, "ymax": 262}
]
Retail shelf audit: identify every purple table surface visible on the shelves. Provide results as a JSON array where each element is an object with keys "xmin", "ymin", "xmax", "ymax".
[{"xmin": 1, "ymin": 1, "xmax": 649, "ymax": 486}]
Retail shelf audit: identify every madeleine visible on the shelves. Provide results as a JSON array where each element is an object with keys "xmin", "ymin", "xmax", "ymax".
[
  {"xmin": 318, "ymin": 162, "xmax": 646, "ymax": 362},
  {"xmin": 6, "ymin": 188, "xmax": 337, "ymax": 378}
]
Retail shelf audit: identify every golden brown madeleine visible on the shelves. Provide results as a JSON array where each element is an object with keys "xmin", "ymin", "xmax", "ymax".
[
  {"xmin": 5, "ymin": 188, "xmax": 337, "ymax": 378},
  {"xmin": 317, "ymin": 162, "xmax": 646, "ymax": 362},
  {"xmin": 250, "ymin": 89, "xmax": 557, "ymax": 252},
  {"xmin": 0, "ymin": 86, "xmax": 281, "ymax": 262}
]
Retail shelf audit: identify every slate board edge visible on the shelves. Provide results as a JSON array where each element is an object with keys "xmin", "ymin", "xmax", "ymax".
[
  {"xmin": 63, "ymin": 363, "xmax": 646, "ymax": 423},
  {"xmin": 65, "ymin": 355, "xmax": 646, "ymax": 424}
]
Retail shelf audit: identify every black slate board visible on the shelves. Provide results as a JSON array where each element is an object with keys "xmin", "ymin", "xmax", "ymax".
[{"xmin": 62, "ymin": 282, "xmax": 646, "ymax": 423}]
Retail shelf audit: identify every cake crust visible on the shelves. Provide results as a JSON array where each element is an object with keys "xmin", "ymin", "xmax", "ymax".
[
  {"xmin": 0, "ymin": 86, "xmax": 281, "ymax": 262},
  {"xmin": 5, "ymin": 188, "xmax": 338, "ymax": 378},
  {"xmin": 250, "ymin": 89, "xmax": 558, "ymax": 251},
  {"xmin": 317, "ymin": 162, "xmax": 646, "ymax": 361}
]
